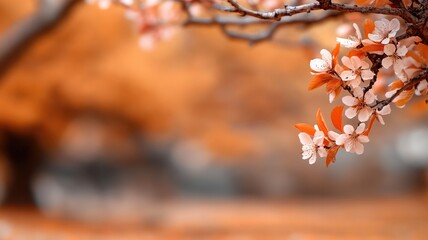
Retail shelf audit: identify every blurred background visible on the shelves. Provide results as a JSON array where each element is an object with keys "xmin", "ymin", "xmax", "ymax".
[{"xmin": 0, "ymin": 0, "xmax": 427, "ymax": 239}]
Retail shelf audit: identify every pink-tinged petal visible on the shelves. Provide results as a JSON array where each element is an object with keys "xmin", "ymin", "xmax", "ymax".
[
  {"xmin": 358, "ymin": 135, "xmax": 370, "ymax": 143},
  {"xmin": 361, "ymin": 69, "xmax": 375, "ymax": 80},
  {"xmin": 353, "ymin": 87, "xmax": 364, "ymax": 98},
  {"xmin": 382, "ymin": 57, "xmax": 393, "ymax": 69},
  {"xmin": 344, "ymin": 125, "xmax": 355, "ymax": 134},
  {"xmin": 404, "ymin": 67, "xmax": 421, "ymax": 80},
  {"xmin": 313, "ymin": 132, "xmax": 325, "ymax": 146},
  {"xmin": 336, "ymin": 38, "xmax": 359, "ymax": 48},
  {"xmin": 302, "ymin": 151, "xmax": 311, "ymax": 160},
  {"xmin": 340, "ymin": 70, "xmax": 357, "ymax": 81},
  {"xmin": 393, "ymin": 59, "xmax": 406, "ymax": 76},
  {"xmin": 381, "ymin": 38, "xmax": 391, "ymax": 45},
  {"xmin": 358, "ymin": 107, "xmax": 372, "ymax": 122},
  {"xmin": 342, "ymin": 96, "xmax": 358, "ymax": 106},
  {"xmin": 396, "ymin": 45, "xmax": 408, "ymax": 57},
  {"xmin": 349, "ymin": 78, "xmax": 362, "ymax": 88},
  {"xmin": 378, "ymin": 105, "xmax": 391, "ymax": 115},
  {"xmin": 320, "ymin": 49, "xmax": 332, "ymax": 65},
  {"xmin": 377, "ymin": 115, "xmax": 385, "ymax": 125},
  {"xmin": 341, "ymin": 56, "xmax": 352, "ymax": 69},
  {"xmin": 364, "ymin": 91, "xmax": 376, "ymax": 104},
  {"xmin": 318, "ymin": 147, "xmax": 327, "ymax": 158},
  {"xmin": 344, "ymin": 140, "xmax": 354, "ymax": 153},
  {"xmin": 389, "ymin": 18, "xmax": 400, "ymax": 33},
  {"xmin": 356, "ymin": 123, "xmax": 366, "ymax": 134},
  {"xmin": 328, "ymin": 131, "xmax": 340, "ymax": 140},
  {"xmin": 354, "ymin": 141, "xmax": 364, "ymax": 155},
  {"xmin": 384, "ymin": 44, "xmax": 396, "ymax": 56},
  {"xmin": 385, "ymin": 89, "xmax": 397, "ymax": 98},
  {"xmin": 368, "ymin": 33, "xmax": 381, "ymax": 43},
  {"xmin": 353, "ymin": 23, "xmax": 362, "ymax": 40},
  {"xmin": 310, "ymin": 59, "xmax": 329, "ymax": 72},
  {"xmin": 335, "ymin": 134, "xmax": 348, "ymax": 146},
  {"xmin": 350, "ymin": 56, "xmax": 361, "ymax": 70},
  {"xmin": 309, "ymin": 153, "xmax": 317, "ymax": 164},
  {"xmin": 345, "ymin": 107, "xmax": 358, "ymax": 119},
  {"xmin": 376, "ymin": 19, "xmax": 388, "ymax": 32},
  {"xmin": 329, "ymin": 93, "xmax": 336, "ymax": 103},
  {"xmin": 360, "ymin": 59, "xmax": 370, "ymax": 69},
  {"xmin": 298, "ymin": 133, "xmax": 313, "ymax": 145}
]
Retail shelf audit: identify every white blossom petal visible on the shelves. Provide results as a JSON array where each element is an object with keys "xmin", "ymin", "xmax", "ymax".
[
  {"xmin": 328, "ymin": 131, "xmax": 340, "ymax": 140},
  {"xmin": 309, "ymin": 153, "xmax": 317, "ymax": 164},
  {"xmin": 358, "ymin": 107, "xmax": 372, "ymax": 122},
  {"xmin": 354, "ymin": 141, "xmax": 364, "ymax": 155},
  {"xmin": 342, "ymin": 96, "xmax": 358, "ymax": 106},
  {"xmin": 364, "ymin": 91, "xmax": 376, "ymax": 104},
  {"xmin": 335, "ymin": 134, "xmax": 348, "ymax": 146},
  {"xmin": 382, "ymin": 57, "xmax": 394, "ymax": 69},
  {"xmin": 358, "ymin": 135, "xmax": 370, "ymax": 143},
  {"xmin": 310, "ymin": 59, "xmax": 330, "ymax": 72},
  {"xmin": 345, "ymin": 107, "xmax": 358, "ymax": 119},
  {"xmin": 361, "ymin": 69, "xmax": 375, "ymax": 80},
  {"xmin": 378, "ymin": 105, "xmax": 391, "ymax": 115},
  {"xmin": 340, "ymin": 70, "xmax": 357, "ymax": 81},
  {"xmin": 344, "ymin": 125, "xmax": 354, "ymax": 134},
  {"xmin": 298, "ymin": 132, "xmax": 313, "ymax": 145},
  {"xmin": 318, "ymin": 147, "xmax": 328, "ymax": 158},
  {"xmin": 384, "ymin": 44, "xmax": 396, "ymax": 55},
  {"xmin": 356, "ymin": 123, "xmax": 366, "ymax": 134}
]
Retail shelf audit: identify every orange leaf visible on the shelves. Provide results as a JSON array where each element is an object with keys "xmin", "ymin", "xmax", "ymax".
[
  {"xmin": 326, "ymin": 145, "xmax": 340, "ymax": 167},
  {"xmin": 395, "ymin": 90, "xmax": 414, "ymax": 107},
  {"xmin": 363, "ymin": 114, "xmax": 376, "ymax": 136},
  {"xmin": 356, "ymin": 0, "xmax": 372, "ymax": 5},
  {"xmin": 331, "ymin": 105, "xmax": 344, "ymax": 132},
  {"xmin": 332, "ymin": 43, "xmax": 340, "ymax": 67},
  {"xmin": 364, "ymin": 19, "xmax": 375, "ymax": 38},
  {"xmin": 374, "ymin": 0, "xmax": 391, "ymax": 7},
  {"xmin": 316, "ymin": 108, "xmax": 329, "ymax": 135},
  {"xmin": 326, "ymin": 78, "xmax": 342, "ymax": 92},
  {"xmin": 348, "ymin": 49, "xmax": 366, "ymax": 58},
  {"xmin": 407, "ymin": 51, "xmax": 426, "ymax": 65},
  {"xmin": 308, "ymin": 74, "xmax": 333, "ymax": 91},
  {"xmin": 389, "ymin": 80, "xmax": 404, "ymax": 90},
  {"xmin": 294, "ymin": 123, "xmax": 316, "ymax": 136}
]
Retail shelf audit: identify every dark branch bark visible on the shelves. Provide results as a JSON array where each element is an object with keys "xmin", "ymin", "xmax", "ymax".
[{"xmin": 0, "ymin": 0, "xmax": 80, "ymax": 79}]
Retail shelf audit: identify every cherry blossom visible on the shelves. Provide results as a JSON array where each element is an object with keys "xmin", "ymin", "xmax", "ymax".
[
  {"xmin": 382, "ymin": 43, "xmax": 408, "ymax": 77},
  {"xmin": 298, "ymin": 126, "xmax": 327, "ymax": 164},
  {"xmin": 374, "ymin": 105, "xmax": 391, "ymax": 125},
  {"xmin": 368, "ymin": 18, "xmax": 400, "ymax": 44},
  {"xmin": 334, "ymin": 124, "xmax": 369, "ymax": 155},
  {"xmin": 247, "ymin": 0, "xmax": 282, "ymax": 10},
  {"xmin": 340, "ymin": 56, "xmax": 375, "ymax": 88},
  {"xmin": 310, "ymin": 49, "xmax": 333, "ymax": 74},
  {"xmin": 86, "ymin": 0, "xmax": 133, "ymax": 9},
  {"xmin": 415, "ymin": 80, "xmax": 428, "ymax": 96},
  {"xmin": 336, "ymin": 23, "xmax": 362, "ymax": 48},
  {"xmin": 342, "ymin": 87, "xmax": 375, "ymax": 122}
]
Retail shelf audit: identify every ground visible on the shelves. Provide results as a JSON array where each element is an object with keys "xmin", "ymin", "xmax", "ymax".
[{"xmin": 1, "ymin": 193, "xmax": 428, "ymax": 239}]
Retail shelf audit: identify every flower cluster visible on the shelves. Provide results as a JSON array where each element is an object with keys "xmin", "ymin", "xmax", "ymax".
[
  {"xmin": 297, "ymin": 17, "xmax": 428, "ymax": 166},
  {"xmin": 86, "ymin": 0, "xmax": 216, "ymax": 49}
]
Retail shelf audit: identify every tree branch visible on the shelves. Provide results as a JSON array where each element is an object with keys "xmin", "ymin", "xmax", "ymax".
[{"xmin": 0, "ymin": 0, "xmax": 80, "ymax": 78}]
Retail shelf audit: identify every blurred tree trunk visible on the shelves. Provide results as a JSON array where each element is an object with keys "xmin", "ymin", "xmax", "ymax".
[{"xmin": 2, "ymin": 131, "xmax": 41, "ymax": 205}]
